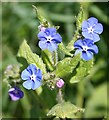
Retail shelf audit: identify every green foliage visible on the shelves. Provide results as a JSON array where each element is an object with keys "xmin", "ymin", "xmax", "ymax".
[
  {"xmin": 47, "ymin": 101, "xmax": 85, "ymax": 118},
  {"xmin": 55, "ymin": 54, "xmax": 81, "ymax": 78},
  {"xmin": 84, "ymin": 83, "xmax": 107, "ymax": 118},
  {"xmin": 70, "ymin": 59, "xmax": 94, "ymax": 83},
  {"xmin": 17, "ymin": 39, "xmax": 46, "ymax": 74}
]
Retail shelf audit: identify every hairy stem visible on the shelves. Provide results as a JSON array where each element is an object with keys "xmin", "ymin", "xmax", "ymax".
[
  {"xmin": 76, "ymin": 81, "xmax": 84, "ymax": 118},
  {"xmin": 56, "ymin": 89, "xmax": 64, "ymax": 103}
]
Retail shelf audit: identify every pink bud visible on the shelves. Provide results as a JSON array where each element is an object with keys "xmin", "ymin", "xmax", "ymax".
[
  {"xmin": 38, "ymin": 25, "xmax": 46, "ymax": 32},
  {"xmin": 56, "ymin": 79, "xmax": 64, "ymax": 88}
]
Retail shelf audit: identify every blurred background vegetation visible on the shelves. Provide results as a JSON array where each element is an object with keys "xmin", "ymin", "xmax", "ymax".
[{"xmin": 2, "ymin": 2, "xmax": 108, "ymax": 119}]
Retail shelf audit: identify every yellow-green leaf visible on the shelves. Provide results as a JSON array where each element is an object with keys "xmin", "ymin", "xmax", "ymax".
[
  {"xmin": 47, "ymin": 101, "xmax": 85, "ymax": 118},
  {"xmin": 55, "ymin": 54, "xmax": 81, "ymax": 78},
  {"xmin": 70, "ymin": 59, "xmax": 94, "ymax": 83}
]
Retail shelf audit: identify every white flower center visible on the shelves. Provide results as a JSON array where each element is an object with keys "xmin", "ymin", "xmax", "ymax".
[
  {"xmin": 82, "ymin": 46, "xmax": 89, "ymax": 51},
  {"xmin": 87, "ymin": 26, "xmax": 94, "ymax": 33},
  {"xmin": 46, "ymin": 36, "xmax": 52, "ymax": 42},
  {"xmin": 30, "ymin": 74, "xmax": 36, "ymax": 81}
]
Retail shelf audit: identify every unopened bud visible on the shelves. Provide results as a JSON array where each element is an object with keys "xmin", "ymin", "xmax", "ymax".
[
  {"xmin": 38, "ymin": 24, "xmax": 46, "ymax": 32},
  {"xmin": 56, "ymin": 79, "xmax": 64, "ymax": 88}
]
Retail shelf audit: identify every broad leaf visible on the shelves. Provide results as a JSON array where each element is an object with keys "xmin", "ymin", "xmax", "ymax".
[
  {"xmin": 47, "ymin": 101, "xmax": 85, "ymax": 118},
  {"xmin": 70, "ymin": 59, "xmax": 94, "ymax": 83},
  {"xmin": 55, "ymin": 54, "xmax": 81, "ymax": 78},
  {"xmin": 17, "ymin": 40, "xmax": 46, "ymax": 74}
]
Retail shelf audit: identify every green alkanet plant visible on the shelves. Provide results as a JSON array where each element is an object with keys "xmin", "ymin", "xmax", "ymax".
[{"xmin": 3, "ymin": 4, "xmax": 103, "ymax": 119}]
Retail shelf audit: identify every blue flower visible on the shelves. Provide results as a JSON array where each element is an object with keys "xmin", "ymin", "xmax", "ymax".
[
  {"xmin": 82, "ymin": 17, "xmax": 103, "ymax": 42},
  {"xmin": 74, "ymin": 39, "xmax": 98, "ymax": 61},
  {"xmin": 21, "ymin": 64, "xmax": 42, "ymax": 90},
  {"xmin": 8, "ymin": 87, "xmax": 24, "ymax": 101},
  {"xmin": 38, "ymin": 27, "xmax": 62, "ymax": 52}
]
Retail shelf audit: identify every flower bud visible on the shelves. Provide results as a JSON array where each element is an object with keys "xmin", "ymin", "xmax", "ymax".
[
  {"xmin": 56, "ymin": 79, "xmax": 64, "ymax": 88},
  {"xmin": 8, "ymin": 87, "xmax": 24, "ymax": 101},
  {"xmin": 38, "ymin": 24, "xmax": 46, "ymax": 32}
]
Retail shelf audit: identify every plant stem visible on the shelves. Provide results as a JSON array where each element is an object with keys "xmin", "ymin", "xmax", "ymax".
[
  {"xmin": 52, "ymin": 50, "xmax": 58, "ymax": 66},
  {"xmin": 56, "ymin": 89, "xmax": 64, "ymax": 103},
  {"xmin": 76, "ymin": 81, "xmax": 84, "ymax": 118}
]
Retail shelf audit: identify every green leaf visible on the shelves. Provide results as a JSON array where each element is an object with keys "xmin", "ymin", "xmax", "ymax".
[
  {"xmin": 17, "ymin": 39, "xmax": 46, "ymax": 74},
  {"xmin": 55, "ymin": 54, "xmax": 81, "ymax": 78},
  {"xmin": 47, "ymin": 101, "xmax": 85, "ymax": 118},
  {"xmin": 70, "ymin": 59, "xmax": 94, "ymax": 83},
  {"xmin": 58, "ymin": 43, "xmax": 73, "ymax": 57}
]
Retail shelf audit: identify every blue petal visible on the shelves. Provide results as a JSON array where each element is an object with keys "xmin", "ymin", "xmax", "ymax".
[
  {"xmin": 82, "ymin": 20, "xmax": 89, "ymax": 31},
  {"xmin": 21, "ymin": 69, "xmax": 31, "ymax": 80},
  {"xmin": 94, "ymin": 23, "xmax": 103, "ymax": 34},
  {"xmin": 87, "ymin": 17, "xmax": 98, "ymax": 26},
  {"xmin": 92, "ymin": 33, "xmax": 100, "ymax": 42},
  {"xmin": 38, "ymin": 31, "xmax": 47, "ymax": 40},
  {"xmin": 36, "ymin": 69, "xmax": 42, "ymax": 81},
  {"xmin": 52, "ymin": 33, "xmax": 62, "ymax": 43},
  {"xmin": 83, "ymin": 39, "xmax": 94, "ymax": 46},
  {"xmin": 81, "ymin": 51, "xmax": 93, "ymax": 61},
  {"xmin": 82, "ymin": 31, "xmax": 93, "ymax": 40},
  {"xmin": 82, "ymin": 32, "xmax": 98, "ymax": 42},
  {"xmin": 47, "ymin": 42, "xmax": 58, "ymax": 52},
  {"xmin": 23, "ymin": 80, "xmax": 34, "ymax": 90},
  {"xmin": 74, "ymin": 39, "xmax": 84, "ymax": 49},
  {"xmin": 39, "ymin": 40, "xmax": 48, "ymax": 50},
  {"xmin": 46, "ymin": 28, "xmax": 56, "ymax": 35},
  {"xmin": 27, "ymin": 64, "xmax": 37, "ymax": 75},
  {"xmin": 32, "ymin": 80, "xmax": 42, "ymax": 90},
  {"xmin": 74, "ymin": 49, "xmax": 82, "ymax": 55},
  {"xmin": 88, "ymin": 45, "xmax": 98, "ymax": 54}
]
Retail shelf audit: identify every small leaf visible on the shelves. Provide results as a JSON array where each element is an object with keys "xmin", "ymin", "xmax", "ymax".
[
  {"xmin": 58, "ymin": 43, "xmax": 73, "ymax": 57},
  {"xmin": 32, "ymin": 5, "xmax": 50, "ymax": 27},
  {"xmin": 70, "ymin": 59, "xmax": 94, "ymax": 83},
  {"xmin": 17, "ymin": 39, "xmax": 46, "ymax": 74},
  {"xmin": 47, "ymin": 101, "xmax": 85, "ymax": 118},
  {"xmin": 76, "ymin": 5, "xmax": 85, "ymax": 30},
  {"xmin": 55, "ymin": 54, "xmax": 81, "ymax": 78},
  {"xmin": 66, "ymin": 5, "xmax": 85, "ymax": 52}
]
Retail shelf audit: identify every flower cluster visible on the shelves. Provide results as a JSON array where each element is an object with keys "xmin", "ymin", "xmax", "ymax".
[
  {"xmin": 74, "ymin": 17, "xmax": 103, "ymax": 61},
  {"xmin": 7, "ymin": 16, "xmax": 103, "ymax": 102}
]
